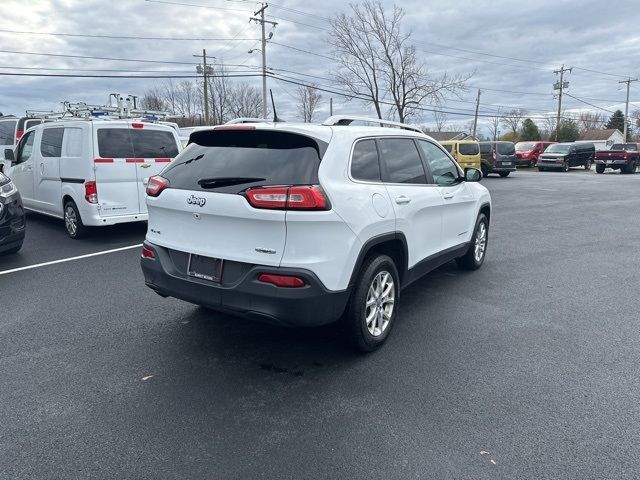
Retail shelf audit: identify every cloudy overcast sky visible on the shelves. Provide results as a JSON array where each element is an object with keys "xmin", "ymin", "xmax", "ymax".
[{"xmin": 1, "ymin": 0, "xmax": 639, "ymax": 135}]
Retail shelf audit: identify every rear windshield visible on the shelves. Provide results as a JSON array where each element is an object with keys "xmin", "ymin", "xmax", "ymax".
[
  {"xmin": 497, "ymin": 143, "xmax": 515, "ymax": 155},
  {"xmin": 515, "ymin": 142, "xmax": 536, "ymax": 151},
  {"xmin": 161, "ymin": 129, "xmax": 326, "ymax": 194},
  {"xmin": 0, "ymin": 120, "xmax": 17, "ymax": 144},
  {"xmin": 611, "ymin": 143, "xmax": 637, "ymax": 151},
  {"xmin": 458, "ymin": 143, "xmax": 479, "ymax": 155},
  {"xmin": 97, "ymin": 128, "xmax": 179, "ymax": 158},
  {"xmin": 479, "ymin": 143, "xmax": 492, "ymax": 154},
  {"xmin": 545, "ymin": 144, "xmax": 571, "ymax": 153}
]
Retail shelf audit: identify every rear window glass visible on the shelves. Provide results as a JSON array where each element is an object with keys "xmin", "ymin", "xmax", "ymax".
[
  {"xmin": 161, "ymin": 130, "xmax": 325, "ymax": 194},
  {"xmin": 441, "ymin": 144, "xmax": 453, "ymax": 153},
  {"xmin": 25, "ymin": 119, "xmax": 41, "ymax": 130},
  {"xmin": 41, "ymin": 128, "xmax": 64, "ymax": 157},
  {"xmin": 612, "ymin": 144, "xmax": 637, "ymax": 151},
  {"xmin": 97, "ymin": 128, "xmax": 179, "ymax": 158},
  {"xmin": 379, "ymin": 138, "xmax": 427, "ymax": 184},
  {"xmin": 0, "ymin": 120, "xmax": 17, "ymax": 144},
  {"xmin": 458, "ymin": 143, "xmax": 479, "ymax": 155},
  {"xmin": 479, "ymin": 143, "xmax": 492, "ymax": 154},
  {"xmin": 351, "ymin": 139, "xmax": 381, "ymax": 182},
  {"xmin": 497, "ymin": 143, "xmax": 515, "ymax": 155}
]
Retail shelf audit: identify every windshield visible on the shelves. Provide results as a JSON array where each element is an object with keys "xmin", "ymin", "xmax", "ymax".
[
  {"xmin": 497, "ymin": 143, "xmax": 515, "ymax": 155},
  {"xmin": 545, "ymin": 144, "xmax": 571, "ymax": 154},
  {"xmin": 458, "ymin": 143, "xmax": 479, "ymax": 155},
  {"xmin": 161, "ymin": 130, "xmax": 325, "ymax": 194},
  {"xmin": 611, "ymin": 143, "xmax": 637, "ymax": 151},
  {"xmin": 0, "ymin": 120, "xmax": 17, "ymax": 145},
  {"xmin": 515, "ymin": 142, "xmax": 536, "ymax": 151}
]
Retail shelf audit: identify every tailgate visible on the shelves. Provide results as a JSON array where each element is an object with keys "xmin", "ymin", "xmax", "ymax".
[
  {"xmin": 146, "ymin": 188, "xmax": 286, "ymax": 266},
  {"xmin": 596, "ymin": 150, "xmax": 625, "ymax": 160}
]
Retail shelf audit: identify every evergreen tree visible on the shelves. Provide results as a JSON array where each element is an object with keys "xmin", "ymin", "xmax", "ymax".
[
  {"xmin": 519, "ymin": 118, "xmax": 542, "ymax": 141},
  {"xmin": 605, "ymin": 110, "xmax": 626, "ymax": 132},
  {"xmin": 557, "ymin": 119, "xmax": 580, "ymax": 142}
]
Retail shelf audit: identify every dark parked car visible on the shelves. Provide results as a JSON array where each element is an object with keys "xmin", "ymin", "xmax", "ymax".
[
  {"xmin": 479, "ymin": 141, "xmax": 517, "ymax": 177},
  {"xmin": 537, "ymin": 143, "xmax": 595, "ymax": 172},
  {"xmin": 594, "ymin": 143, "xmax": 640, "ymax": 174},
  {"xmin": 0, "ymin": 172, "xmax": 25, "ymax": 255}
]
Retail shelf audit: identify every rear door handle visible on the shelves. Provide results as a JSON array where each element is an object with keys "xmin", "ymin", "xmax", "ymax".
[
  {"xmin": 443, "ymin": 194, "xmax": 454, "ymax": 200},
  {"xmin": 395, "ymin": 195, "xmax": 411, "ymax": 205}
]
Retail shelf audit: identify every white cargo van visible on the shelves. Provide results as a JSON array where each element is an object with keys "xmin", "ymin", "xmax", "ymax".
[{"xmin": 4, "ymin": 120, "xmax": 181, "ymax": 238}]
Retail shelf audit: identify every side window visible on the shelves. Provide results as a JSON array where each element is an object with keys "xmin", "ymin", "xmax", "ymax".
[
  {"xmin": 25, "ymin": 119, "xmax": 41, "ymax": 130},
  {"xmin": 40, "ymin": 128, "xmax": 64, "ymax": 157},
  {"xmin": 379, "ymin": 138, "xmax": 427, "ymax": 184},
  {"xmin": 442, "ymin": 144, "xmax": 453, "ymax": 153},
  {"xmin": 417, "ymin": 140, "xmax": 461, "ymax": 186},
  {"xmin": 479, "ymin": 143, "xmax": 491, "ymax": 155},
  {"xmin": 351, "ymin": 139, "xmax": 381, "ymax": 182},
  {"xmin": 62, "ymin": 128, "xmax": 83, "ymax": 157},
  {"xmin": 16, "ymin": 131, "xmax": 35, "ymax": 164}
]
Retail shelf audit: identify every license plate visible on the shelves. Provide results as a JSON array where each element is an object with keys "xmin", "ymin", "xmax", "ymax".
[
  {"xmin": 187, "ymin": 254, "xmax": 223, "ymax": 282},
  {"xmin": 502, "ymin": 162, "xmax": 513, "ymax": 166}
]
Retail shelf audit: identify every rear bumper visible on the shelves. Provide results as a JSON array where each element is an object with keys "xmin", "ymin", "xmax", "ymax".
[
  {"xmin": 140, "ymin": 242, "xmax": 351, "ymax": 327},
  {"xmin": 83, "ymin": 209, "xmax": 148, "ymax": 226},
  {"xmin": 595, "ymin": 159, "xmax": 628, "ymax": 166}
]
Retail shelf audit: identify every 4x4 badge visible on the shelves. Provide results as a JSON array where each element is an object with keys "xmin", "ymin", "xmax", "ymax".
[{"xmin": 187, "ymin": 195, "xmax": 206, "ymax": 207}]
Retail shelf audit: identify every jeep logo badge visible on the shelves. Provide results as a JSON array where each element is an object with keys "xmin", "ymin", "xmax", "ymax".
[{"xmin": 187, "ymin": 195, "xmax": 206, "ymax": 207}]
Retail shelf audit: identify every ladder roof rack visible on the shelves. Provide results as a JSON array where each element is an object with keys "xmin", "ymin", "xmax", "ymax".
[{"xmin": 322, "ymin": 115, "xmax": 423, "ymax": 134}]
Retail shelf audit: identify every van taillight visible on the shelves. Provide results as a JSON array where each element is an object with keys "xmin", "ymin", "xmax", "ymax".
[
  {"xmin": 146, "ymin": 176, "xmax": 169, "ymax": 197},
  {"xmin": 84, "ymin": 181, "xmax": 98, "ymax": 204},
  {"xmin": 15, "ymin": 130, "xmax": 23, "ymax": 142},
  {"xmin": 245, "ymin": 185, "xmax": 329, "ymax": 210}
]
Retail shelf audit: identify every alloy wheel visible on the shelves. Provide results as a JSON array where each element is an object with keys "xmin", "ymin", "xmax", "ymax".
[
  {"xmin": 365, "ymin": 271, "xmax": 395, "ymax": 337},
  {"xmin": 65, "ymin": 206, "xmax": 77, "ymax": 236},
  {"xmin": 474, "ymin": 222, "xmax": 487, "ymax": 263}
]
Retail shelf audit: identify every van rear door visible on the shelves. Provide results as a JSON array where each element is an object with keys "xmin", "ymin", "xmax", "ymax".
[
  {"xmin": 94, "ymin": 125, "xmax": 142, "ymax": 217},
  {"xmin": 93, "ymin": 124, "xmax": 180, "ymax": 217}
]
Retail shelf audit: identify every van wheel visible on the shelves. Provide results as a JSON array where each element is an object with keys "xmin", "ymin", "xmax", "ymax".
[
  {"xmin": 344, "ymin": 254, "xmax": 399, "ymax": 352},
  {"xmin": 585, "ymin": 159, "xmax": 592, "ymax": 170},
  {"xmin": 64, "ymin": 200, "xmax": 88, "ymax": 239},
  {"xmin": 596, "ymin": 164, "xmax": 605, "ymax": 174},
  {"xmin": 529, "ymin": 160, "xmax": 537, "ymax": 168},
  {"xmin": 562, "ymin": 162, "xmax": 569, "ymax": 172},
  {"xmin": 499, "ymin": 171, "xmax": 510, "ymax": 178},
  {"xmin": 481, "ymin": 165, "xmax": 488, "ymax": 177},
  {"xmin": 456, "ymin": 213, "xmax": 489, "ymax": 271}
]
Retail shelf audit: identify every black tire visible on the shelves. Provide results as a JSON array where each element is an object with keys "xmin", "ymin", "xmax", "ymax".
[
  {"xmin": 456, "ymin": 213, "xmax": 489, "ymax": 271},
  {"xmin": 499, "ymin": 171, "xmax": 510, "ymax": 178},
  {"xmin": 596, "ymin": 164, "xmax": 605, "ymax": 174},
  {"xmin": 343, "ymin": 254, "xmax": 400, "ymax": 352},
  {"xmin": 529, "ymin": 160, "xmax": 537, "ymax": 168},
  {"xmin": 585, "ymin": 159, "xmax": 592, "ymax": 170},
  {"xmin": 63, "ymin": 200, "xmax": 88, "ymax": 239},
  {"xmin": 1, "ymin": 243, "xmax": 22, "ymax": 255},
  {"xmin": 623, "ymin": 162, "xmax": 636, "ymax": 174},
  {"xmin": 481, "ymin": 165, "xmax": 489, "ymax": 177},
  {"xmin": 562, "ymin": 162, "xmax": 569, "ymax": 172}
]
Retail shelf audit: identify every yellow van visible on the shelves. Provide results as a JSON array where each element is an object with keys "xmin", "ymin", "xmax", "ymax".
[{"xmin": 439, "ymin": 140, "xmax": 481, "ymax": 170}]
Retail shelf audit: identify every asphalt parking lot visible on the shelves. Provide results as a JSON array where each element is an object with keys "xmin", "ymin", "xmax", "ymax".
[{"xmin": 1, "ymin": 168, "xmax": 639, "ymax": 479}]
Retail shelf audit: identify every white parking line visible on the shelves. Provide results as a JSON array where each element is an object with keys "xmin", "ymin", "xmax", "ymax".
[{"xmin": 0, "ymin": 244, "xmax": 143, "ymax": 276}]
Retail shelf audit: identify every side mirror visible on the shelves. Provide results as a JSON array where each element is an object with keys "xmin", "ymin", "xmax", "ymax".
[
  {"xmin": 464, "ymin": 167, "xmax": 482, "ymax": 182},
  {"xmin": 4, "ymin": 148, "xmax": 15, "ymax": 162}
]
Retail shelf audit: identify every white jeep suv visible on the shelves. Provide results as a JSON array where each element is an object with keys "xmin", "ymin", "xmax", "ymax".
[{"xmin": 140, "ymin": 116, "xmax": 491, "ymax": 351}]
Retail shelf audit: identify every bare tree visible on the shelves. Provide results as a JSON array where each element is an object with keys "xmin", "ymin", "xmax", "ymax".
[
  {"xmin": 139, "ymin": 85, "xmax": 166, "ymax": 111},
  {"xmin": 208, "ymin": 64, "xmax": 231, "ymax": 125},
  {"xmin": 297, "ymin": 84, "xmax": 322, "ymax": 122},
  {"xmin": 433, "ymin": 110, "xmax": 448, "ymax": 132},
  {"xmin": 540, "ymin": 115, "xmax": 558, "ymax": 140},
  {"xmin": 488, "ymin": 109, "xmax": 502, "ymax": 141},
  {"xmin": 227, "ymin": 83, "xmax": 263, "ymax": 119},
  {"xmin": 500, "ymin": 108, "xmax": 528, "ymax": 134},
  {"xmin": 578, "ymin": 111, "xmax": 604, "ymax": 132},
  {"xmin": 329, "ymin": 1, "xmax": 471, "ymax": 122}
]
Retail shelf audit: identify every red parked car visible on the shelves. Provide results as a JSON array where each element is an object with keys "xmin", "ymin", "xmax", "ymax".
[
  {"xmin": 515, "ymin": 141, "xmax": 556, "ymax": 167},
  {"xmin": 594, "ymin": 143, "xmax": 640, "ymax": 174}
]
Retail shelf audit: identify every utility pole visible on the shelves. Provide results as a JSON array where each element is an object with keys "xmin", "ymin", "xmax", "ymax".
[
  {"xmin": 553, "ymin": 64, "xmax": 572, "ymax": 141},
  {"xmin": 618, "ymin": 77, "xmax": 638, "ymax": 141},
  {"xmin": 194, "ymin": 49, "xmax": 214, "ymax": 124},
  {"xmin": 329, "ymin": 98, "xmax": 333, "ymax": 116},
  {"xmin": 251, "ymin": 4, "xmax": 277, "ymax": 119},
  {"xmin": 472, "ymin": 89, "xmax": 481, "ymax": 138}
]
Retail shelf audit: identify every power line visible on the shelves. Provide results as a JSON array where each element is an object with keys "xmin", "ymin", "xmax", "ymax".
[
  {"xmin": 0, "ymin": 29, "xmax": 258, "ymax": 41},
  {"xmin": 0, "ymin": 49, "xmax": 198, "ymax": 65},
  {"xmin": 269, "ymin": 41, "xmax": 335, "ymax": 60},
  {"xmin": 563, "ymin": 93, "xmax": 617, "ymax": 114},
  {"xmin": 0, "ymin": 72, "xmax": 263, "ymax": 79}
]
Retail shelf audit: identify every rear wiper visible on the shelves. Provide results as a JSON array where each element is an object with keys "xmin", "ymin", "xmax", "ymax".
[{"xmin": 197, "ymin": 177, "xmax": 266, "ymax": 188}]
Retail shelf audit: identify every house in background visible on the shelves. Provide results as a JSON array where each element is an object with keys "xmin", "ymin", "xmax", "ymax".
[
  {"xmin": 575, "ymin": 129, "xmax": 624, "ymax": 150},
  {"xmin": 423, "ymin": 131, "xmax": 477, "ymax": 141}
]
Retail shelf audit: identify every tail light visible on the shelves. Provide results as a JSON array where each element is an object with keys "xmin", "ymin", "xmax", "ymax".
[
  {"xmin": 492, "ymin": 151, "xmax": 497, "ymax": 161},
  {"xmin": 84, "ymin": 180, "xmax": 98, "ymax": 204},
  {"xmin": 15, "ymin": 130, "xmax": 23, "ymax": 142},
  {"xmin": 141, "ymin": 245, "xmax": 156, "ymax": 259},
  {"xmin": 146, "ymin": 176, "xmax": 169, "ymax": 197},
  {"xmin": 245, "ymin": 185, "xmax": 329, "ymax": 210},
  {"xmin": 623, "ymin": 153, "xmax": 628, "ymax": 160},
  {"xmin": 258, "ymin": 273, "xmax": 305, "ymax": 288},
  {"xmin": 131, "ymin": 123, "xmax": 144, "ymax": 129}
]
